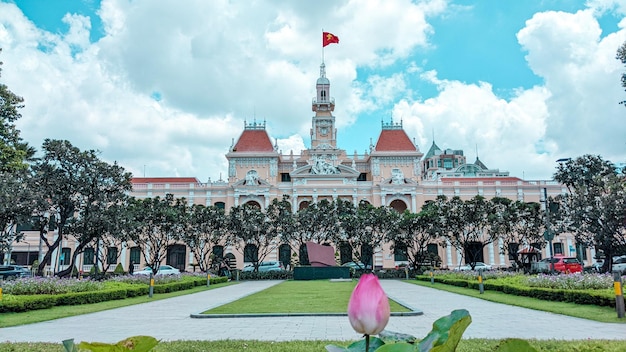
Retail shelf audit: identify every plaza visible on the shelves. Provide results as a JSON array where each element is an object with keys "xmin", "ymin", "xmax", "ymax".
[{"xmin": 1, "ymin": 280, "xmax": 624, "ymax": 343}]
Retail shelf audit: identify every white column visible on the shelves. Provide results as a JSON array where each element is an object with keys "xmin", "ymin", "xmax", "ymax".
[
  {"xmin": 446, "ymin": 240, "xmax": 453, "ymax": 267},
  {"xmin": 498, "ymin": 238, "xmax": 506, "ymax": 266},
  {"xmin": 488, "ymin": 241, "xmax": 495, "ymax": 265}
]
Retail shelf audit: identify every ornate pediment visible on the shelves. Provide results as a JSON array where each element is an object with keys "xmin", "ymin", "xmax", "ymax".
[{"xmin": 291, "ymin": 163, "xmax": 359, "ymax": 178}]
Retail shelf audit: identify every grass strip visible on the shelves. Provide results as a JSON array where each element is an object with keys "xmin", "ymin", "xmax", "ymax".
[
  {"xmin": 3, "ymin": 339, "xmax": 626, "ymax": 352},
  {"xmin": 408, "ymin": 279, "xmax": 625, "ymax": 323},
  {"xmin": 0, "ymin": 281, "xmax": 238, "ymax": 328},
  {"xmin": 203, "ymin": 280, "xmax": 411, "ymax": 314}
]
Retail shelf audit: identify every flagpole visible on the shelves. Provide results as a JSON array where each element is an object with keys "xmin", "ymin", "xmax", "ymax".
[{"xmin": 321, "ymin": 29, "xmax": 325, "ymax": 64}]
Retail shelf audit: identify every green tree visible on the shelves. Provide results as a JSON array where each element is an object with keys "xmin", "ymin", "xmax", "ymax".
[
  {"xmin": 180, "ymin": 203, "xmax": 227, "ymax": 273},
  {"xmin": 437, "ymin": 195, "xmax": 497, "ymax": 269},
  {"xmin": 392, "ymin": 201, "xmax": 441, "ymax": 272},
  {"xmin": 337, "ymin": 201, "xmax": 400, "ymax": 269},
  {"xmin": 290, "ymin": 199, "xmax": 340, "ymax": 265},
  {"xmin": 227, "ymin": 203, "xmax": 273, "ymax": 272},
  {"xmin": 127, "ymin": 194, "xmax": 187, "ymax": 275},
  {"xmin": 30, "ymin": 139, "xmax": 132, "ymax": 277},
  {"xmin": 0, "ymin": 48, "xmax": 34, "ymax": 172},
  {"xmin": 554, "ymin": 155, "xmax": 626, "ymax": 272},
  {"xmin": 0, "ymin": 169, "xmax": 34, "ymax": 261},
  {"xmin": 489, "ymin": 197, "xmax": 544, "ymax": 271},
  {"xmin": 617, "ymin": 40, "xmax": 626, "ymax": 106}
]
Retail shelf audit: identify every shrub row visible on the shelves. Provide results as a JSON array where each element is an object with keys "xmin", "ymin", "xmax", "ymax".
[
  {"xmin": 416, "ymin": 275, "xmax": 615, "ymax": 307},
  {"xmin": 0, "ymin": 276, "xmax": 228, "ymax": 313},
  {"xmin": 238, "ymin": 270, "xmax": 293, "ymax": 280}
]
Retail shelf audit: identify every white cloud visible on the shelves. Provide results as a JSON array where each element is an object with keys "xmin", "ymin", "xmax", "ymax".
[
  {"xmin": 1, "ymin": 0, "xmax": 624, "ymax": 184},
  {"xmin": 517, "ymin": 8, "xmax": 626, "ymax": 168}
]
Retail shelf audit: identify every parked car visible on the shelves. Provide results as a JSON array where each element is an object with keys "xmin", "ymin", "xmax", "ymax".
[
  {"xmin": 455, "ymin": 262, "xmax": 492, "ymax": 271},
  {"xmin": 133, "ymin": 265, "xmax": 180, "ymax": 276},
  {"xmin": 532, "ymin": 255, "xmax": 583, "ymax": 274},
  {"xmin": 242, "ymin": 261, "xmax": 284, "ymax": 272},
  {"xmin": 612, "ymin": 256, "xmax": 626, "ymax": 274},
  {"xmin": 341, "ymin": 261, "xmax": 372, "ymax": 270},
  {"xmin": 0, "ymin": 265, "xmax": 32, "ymax": 279}
]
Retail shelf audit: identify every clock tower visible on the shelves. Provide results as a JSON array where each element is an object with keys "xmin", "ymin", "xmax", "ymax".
[{"xmin": 311, "ymin": 63, "xmax": 336, "ymax": 150}]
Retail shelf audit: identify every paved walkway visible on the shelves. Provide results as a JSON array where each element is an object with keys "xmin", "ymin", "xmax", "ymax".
[{"xmin": 1, "ymin": 280, "xmax": 625, "ymax": 343}]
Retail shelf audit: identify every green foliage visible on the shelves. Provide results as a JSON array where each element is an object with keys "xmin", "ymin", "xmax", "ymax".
[
  {"xmin": 0, "ymin": 48, "xmax": 33, "ymax": 172},
  {"xmin": 114, "ymin": 263, "xmax": 125, "ymax": 275},
  {"xmin": 554, "ymin": 155, "xmax": 626, "ymax": 271},
  {"xmin": 326, "ymin": 337, "xmax": 385, "ymax": 352},
  {"xmin": 327, "ymin": 310, "xmax": 471, "ymax": 352},
  {"xmin": 617, "ymin": 40, "xmax": 626, "ymax": 105},
  {"xmin": 493, "ymin": 339, "xmax": 537, "ymax": 352},
  {"xmin": 61, "ymin": 336, "xmax": 159, "ymax": 352},
  {"xmin": 416, "ymin": 309, "xmax": 471, "ymax": 352}
]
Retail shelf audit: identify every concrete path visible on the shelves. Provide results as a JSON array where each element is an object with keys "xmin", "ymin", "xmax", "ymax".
[{"xmin": 1, "ymin": 280, "xmax": 625, "ymax": 343}]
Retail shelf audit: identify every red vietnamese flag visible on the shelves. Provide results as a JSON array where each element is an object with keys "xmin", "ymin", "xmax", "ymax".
[{"xmin": 323, "ymin": 32, "xmax": 339, "ymax": 47}]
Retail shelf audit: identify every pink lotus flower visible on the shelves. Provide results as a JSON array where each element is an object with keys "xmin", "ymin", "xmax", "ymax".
[{"xmin": 347, "ymin": 273, "xmax": 390, "ymax": 335}]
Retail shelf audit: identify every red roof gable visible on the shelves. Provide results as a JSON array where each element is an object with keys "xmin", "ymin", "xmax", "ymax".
[
  {"xmin": 233, "ymin": 130, "xmax": 274, "ymax": 152},
  {"xmin": 374, "ymin": 129, "xmax": 416, "ymax": 151},
  {"xmin": 132, "ymin": 177, "xmax": 200, "ymax": 184}
]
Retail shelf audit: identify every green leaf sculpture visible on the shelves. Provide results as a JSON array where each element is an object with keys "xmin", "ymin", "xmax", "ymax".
[
  {"xmin": 374, "ymin": 309, "xmax": 471, "ymax": 352},
  {"xmin": 416, "ymin": 309, "xmax": 471, "ymax": 352}
]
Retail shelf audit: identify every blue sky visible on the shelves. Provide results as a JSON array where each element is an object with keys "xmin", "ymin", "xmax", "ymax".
[{"xmin": 1, "ymin": 0, "xmax": 625, "ymax": 181}]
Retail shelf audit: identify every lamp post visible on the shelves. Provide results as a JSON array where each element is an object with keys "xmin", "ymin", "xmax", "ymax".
[{"xmin": 543, "ymin": 187, "xmax": 555, "ymax": 274}]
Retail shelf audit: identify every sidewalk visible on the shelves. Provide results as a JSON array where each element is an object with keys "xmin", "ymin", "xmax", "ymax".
[{"xmin": 0, "ymin": 280, "xmax": 625, "ymax": 343}]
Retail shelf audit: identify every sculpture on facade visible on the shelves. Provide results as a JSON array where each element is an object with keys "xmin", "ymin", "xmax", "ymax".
[{"xmin": 311, "ymin": 157, "xmax": 340, "ymax": 175}]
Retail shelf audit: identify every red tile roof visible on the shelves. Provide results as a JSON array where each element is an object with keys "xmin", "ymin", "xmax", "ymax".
[
  {"xmin": 132, "ymin": 177, "xmax": 200, "ymax": 184},
  {"xmin": 374, "ymin": 129, "xmax": 416, "ymax": 151},
  {"xmin": 233, "ymin": 130, "xmax": 274, "ymax": 152}
]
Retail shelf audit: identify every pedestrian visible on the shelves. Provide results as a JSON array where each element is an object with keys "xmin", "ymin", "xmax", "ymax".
[
  {"xmin": 219, "ymin": 258, "xmax": 230, "ymax": 278},
  {"xmin": 129, "ymin": 261, "xmax": 134, "ymax": 275}
]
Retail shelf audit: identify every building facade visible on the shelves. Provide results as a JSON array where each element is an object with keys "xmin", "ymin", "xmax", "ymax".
[{"xmin": 7, "ymin": 62, "xmax": 594, "ymax": 274}]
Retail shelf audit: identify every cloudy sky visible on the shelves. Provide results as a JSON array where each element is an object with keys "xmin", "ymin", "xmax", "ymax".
[{"xmin": 1, "ymin": 0, "xmax": 625, "ymax": 182}]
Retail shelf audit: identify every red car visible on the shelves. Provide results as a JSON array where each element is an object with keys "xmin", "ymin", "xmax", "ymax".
[{"xmin": 549, "ymin": 255, "xmax": 583, "ymax": 273}]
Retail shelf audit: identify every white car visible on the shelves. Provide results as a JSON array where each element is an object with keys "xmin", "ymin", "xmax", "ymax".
[
  {"xmin": 455, "ymin": 262, "xmax": 493, "ymax": 271},
  {"xmin": 133, "ymin": 265, "xmax": 180, "ymax": 276}
]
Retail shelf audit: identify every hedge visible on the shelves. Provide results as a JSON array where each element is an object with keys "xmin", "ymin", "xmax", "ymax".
[
  {"xmin": 0, "ymin": 276, "xmax": 229, "ymax": 313},
  {"xmin": 416, "ymin": 275, "xmax": 615, "ymax": 307}
]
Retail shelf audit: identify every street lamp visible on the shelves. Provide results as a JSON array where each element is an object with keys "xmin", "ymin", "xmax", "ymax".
[{"xmin": 543, "ymin": 187, "xmax": 555, "ymax": 274}]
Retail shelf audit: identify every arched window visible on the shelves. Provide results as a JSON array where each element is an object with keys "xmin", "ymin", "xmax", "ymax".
[
  {"xmin": 279, "ymin": 244, "xmax": 291, "ymax": 269},
  {"xmin": 394, "ymin": 243, "xmax": 408, "ymax": 261},
  {"xmin": 83, "ymin": 247, "xmax": 95, "ymax": 265},
  {"xmin": 339, "ymin": 242, "xmax": 353, "ymax": 264},
  {"xmin": 361, "ymin": 244, "xmax": 373, "ymax": 269},
  {"xmin": 389, "ymin": 199, "xmax": 407, "ymax": 213},
  {"xmin": 298, "ymin": 243, "xmax": 310, "ymax": 265},
  {"xmin": 244, "ymin": 244, "xmax": 258, "ymax": 263}
]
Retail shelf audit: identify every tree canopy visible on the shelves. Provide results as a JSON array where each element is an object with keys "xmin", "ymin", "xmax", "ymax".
[
  {"xmin": 0, "ymin": 48, "xmax": 34, "ymax": 172},
  {"xmin": 554, "ymin": 155, "xmax": 626, "ymax": 272}
]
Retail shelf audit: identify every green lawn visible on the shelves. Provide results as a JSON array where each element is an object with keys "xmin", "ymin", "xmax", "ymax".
[
  {"xmin": 203, "ymin": 280, "xmax": 411, "ymax": 314},
  {"xmin": 408, "ymin": 279, "xmax": 625, "ymax": 323}
]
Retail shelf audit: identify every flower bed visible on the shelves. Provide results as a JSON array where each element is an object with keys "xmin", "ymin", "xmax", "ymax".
[{"xmin": 416, "ymin": 272, "xmax": 618, "ymax": 307}]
